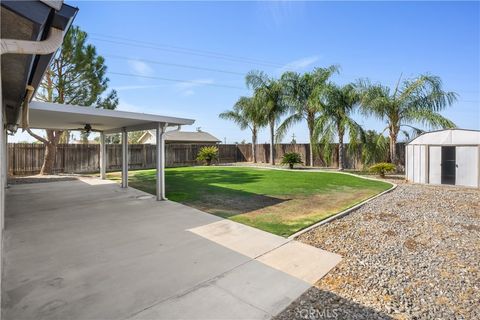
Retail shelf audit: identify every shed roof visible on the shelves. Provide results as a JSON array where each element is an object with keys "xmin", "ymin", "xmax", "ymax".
[
  {"xmin": 27, "ymin": 101, "xmax": 195, "ymax": 133},
  {"xmin": 408, "ymin": 129, "xmax": 480, "ymax": 145}
]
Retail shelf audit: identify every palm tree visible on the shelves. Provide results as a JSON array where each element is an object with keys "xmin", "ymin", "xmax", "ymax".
[
  {"xmin": 314, "ymin": 83, "xmax": 364, "ymax": 170},
  {"xmin": 278, "ymin": 65, "xmax": 339, "ymax": 167},
  {"xmin": 219, "ymin": 96, "xmax": 266, "ymax": 163},
  {"xmin": 357, "ymin": 74, "xmax": 457, "ymax": 164},
  {"xmin": 245, "ymin": 71, "xmax": 287, "ymax": 165},
  {"xmin": 361, "ymin": 130, "xmax": 389, "ymax": 167}
]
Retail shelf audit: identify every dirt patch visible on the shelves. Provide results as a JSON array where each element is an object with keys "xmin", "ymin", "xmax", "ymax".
[
  {"xmin": 460, "ymin": 224, "xmax": 480, "ymax": 232},
  {"xmin": 8, "ymin": 175, "xmax": 78, "ymax": 185},
  {"xmin": 404, "ymin": 238, "xmax": 421, "ymax": 251},
  {"xmin": 377, "ymin": 212, "xmax": 399, "ymax": 222},
  {"xmin": 384, "ymin": 230, "xmax": 397, "ymax": 237},
  {"xmin": 188, "ymin": 187, "xmax": 379, "ymax": 226},
  {"xmin": 235, "ymin": 189, "xmax": 377, "ymax": 220}
]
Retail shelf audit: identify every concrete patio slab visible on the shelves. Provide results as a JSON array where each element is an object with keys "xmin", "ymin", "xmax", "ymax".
[
  {"xmin": 212, "ymin": 260, "xmax": 311, "ymax": 315},
  {"xmin": 256, "ymin": 241, "xmax": 342, "ymax": 284},
  {"xmin": 3, "ymin": 177, "xmax": 340, "ymax": 320},
  {"xmin": 188, "ymin": 219, "xmax": 289, "ymax": 259},
  {"xmin": 130, "ymin": 283, "xmax": 270, "ymax": 320}
]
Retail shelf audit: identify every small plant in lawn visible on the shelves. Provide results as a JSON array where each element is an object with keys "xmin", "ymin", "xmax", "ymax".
[
  {"xmin": 196, "ymin": 146, "xmax": 219, "ymax": 166},
  {"xmin": 281, "ymin": 152, "xmax": 303, "ymax": 169},
  {"xmin": 369, "ymin": 162, "xmax": 396, "ymax": 178}
]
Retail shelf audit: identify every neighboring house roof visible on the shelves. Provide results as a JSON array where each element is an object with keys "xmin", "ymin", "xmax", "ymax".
[
  {"xmin": 407, "ymin": 129, "xmax": 480, "ymax": 145},
  {"xmin": 138, "ymin": 130, "xmax": 221, "ymax": 144}
]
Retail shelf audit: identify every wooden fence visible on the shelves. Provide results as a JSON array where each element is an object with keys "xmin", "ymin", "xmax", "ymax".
[
  {"xmin": 8, "ymin": 142, "xmax": 405, "ymax": 175},
  {"xmin": 235, "ymin": 143, "xmax": 405, "ymax": 168}
]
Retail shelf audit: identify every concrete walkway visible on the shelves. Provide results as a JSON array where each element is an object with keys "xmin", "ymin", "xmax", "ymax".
[{"xmin": 3, "ymin": 178, "xmax": 340, "ymax": 320}]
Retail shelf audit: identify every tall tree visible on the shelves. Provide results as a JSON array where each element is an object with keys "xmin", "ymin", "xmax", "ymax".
[
  {"xmin": 245, "ymin": 71, "xmax": 287, "ymax": 165},
  {"xmin": 361, "ymin": 130, "xmax": 389, "ymax": 167},
  {"xmin": 30, "ymin": 26, "xmax": 118, "ymax": 174},
  {"xmin": 357, "ymin": 74, "xmax": 457, "ymax": 164},
  {"xmin": 128, "ymin": 131, "xmax": 146, "ymax": 144},
  {"xmin": 278, "ymin": 65, "xmax": 339, "ymax": 166},
  {"xmin": 219, "ymin": 96, "xmax": 266, "ymax": 163},
  {"xmin": 314, "ymin": 83, "xmax": 364, "ymax": 170}
]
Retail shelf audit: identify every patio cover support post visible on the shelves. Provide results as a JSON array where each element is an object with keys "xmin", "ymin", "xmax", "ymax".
[
  {"xmin": 0, "ymin": 69, "xmax": 4, "ymax": 231},
  {"xmin": 156, "ymin": 123, "xmax": 166, "ymax": 200},
  {"xmin": 99, "ymin": 132, "xmax": 106, "ymax": 180},
  {"xmin": 121, "ymin": 128, "xmax": 128, "ymax": 188},
  {"xmin": 4, "ymin": 132, "xmax": 8, "ymax": 188}
]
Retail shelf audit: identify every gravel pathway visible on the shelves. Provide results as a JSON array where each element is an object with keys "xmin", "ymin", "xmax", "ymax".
[{"xmin": 275, "ymin": 182, "xmax": 479, "ymax": 320}]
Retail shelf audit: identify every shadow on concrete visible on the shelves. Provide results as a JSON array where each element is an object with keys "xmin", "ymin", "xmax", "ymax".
[{"xmin": 274, "ymin": 287, "xmax": 392, "ymax": 320}]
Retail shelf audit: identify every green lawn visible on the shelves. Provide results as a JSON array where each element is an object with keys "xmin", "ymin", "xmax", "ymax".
[{"xmin": 107, "ymin": 166, "xmax": 392, "ymax": 237}]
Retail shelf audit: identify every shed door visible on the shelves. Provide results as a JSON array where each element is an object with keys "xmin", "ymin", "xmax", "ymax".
[
  {"xmin": 456, "ymin": 146, "xmax": 479, "ymax": 187},
  {"xmin": 441, "ymin": 146, "xmax": 456, "ymax": 185},
  {"xmin": 429, "ymin": 146, "xmax": 441, "ymax": 184}
]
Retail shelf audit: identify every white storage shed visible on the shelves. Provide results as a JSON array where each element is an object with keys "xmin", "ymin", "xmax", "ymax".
[{"xmin": 405, "ymin": 129, "xmax": 480, "ymax": 187}]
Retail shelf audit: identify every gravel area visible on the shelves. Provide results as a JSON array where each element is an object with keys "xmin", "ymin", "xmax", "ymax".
[{"xmin": 275, "ymin": 182, "xmax": 479, "ymax": 320}]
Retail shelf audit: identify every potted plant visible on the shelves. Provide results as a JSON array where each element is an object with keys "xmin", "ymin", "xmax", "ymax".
[{"xmin": 196, "ymin": 146, "xmax": 219, "ymax": 166}]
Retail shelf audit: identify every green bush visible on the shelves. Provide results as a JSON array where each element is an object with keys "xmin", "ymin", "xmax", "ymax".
[
  {"xmin": 196, "ymin": 146, "xmax": 219, "ymax": 166},
  {"xmin": 369, "ymin": 162, "xmax": 396, "ymax": 178},
  {"xmin": 281, "ymin": 152, "xmax": 303, "ymax": 169}
]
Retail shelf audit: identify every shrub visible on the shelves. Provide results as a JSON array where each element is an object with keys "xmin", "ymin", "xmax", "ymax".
[
  {"xmin": 281, "ymin": 152, "xmax": 303, "ymax": 169},
  {"xmin": 369, "ymin": 162, "xmax": 396, "ymax": 178},
  {"xmin": 196, "ymin": 146, "xmax": 219, "ymax": 166}
]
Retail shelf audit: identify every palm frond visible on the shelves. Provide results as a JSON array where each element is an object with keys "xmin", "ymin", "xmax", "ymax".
[
  {"xmin": 402, "ymin": 108, "xmax": 456, "ymax": 130},
  {"xmin": 275, "ymin": 113, "xmax": 303, "ymax": 143},
  {"xmin": 218, "ymin": 110, "xmax": 250, "ymax": 131},
  {"xmin": 245, "ymin": 70, "xmax": 270, "ymax": 91},
  {"xmin": 398, "ymin": 74, "xmax": 458, "ymax": 112}
]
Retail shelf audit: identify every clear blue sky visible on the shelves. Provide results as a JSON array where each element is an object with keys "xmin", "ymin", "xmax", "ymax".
[{"xmin": 14, "ymin": 1, "xmax": 480, "ymax": 143}]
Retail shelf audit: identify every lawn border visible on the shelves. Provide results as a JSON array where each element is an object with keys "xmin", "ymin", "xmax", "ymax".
[{"xmin": 218, "ymin": 164, "xmax": 397, "ymax": 239}]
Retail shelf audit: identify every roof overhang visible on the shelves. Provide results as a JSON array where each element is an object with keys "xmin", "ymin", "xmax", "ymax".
[
  {"xmin": 27, "ymin": 101, "xmax": 195, "ymax": 134},
  {"xmin": 1, "ymin": 0, "xmax": 78, "ymax": 125}
]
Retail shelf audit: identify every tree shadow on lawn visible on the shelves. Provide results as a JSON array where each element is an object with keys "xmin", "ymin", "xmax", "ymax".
[
  {"xmin": 274, "ymin": 287, "xmax": 392, "ymax": 320},
  {"xmin": 128, "ymin": 168, "xmax": 290, "ymax": 216}
]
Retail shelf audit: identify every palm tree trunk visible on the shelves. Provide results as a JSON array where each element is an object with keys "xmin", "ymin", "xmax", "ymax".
[
  {"xmin": 307, "ymin": 113, "xmax": 315, "ymax": 167},
  {"xmin": 338, "ymin": 124, "xmax": 345, "ymax": 171},
  {"xmin": 252, "ymin": 127, "xmax": 257, "ymax": 163},
  {"xmin": 389, "ymin": 130, "xmax": 398, "ymax": 165},
  {"xmin": 269, "ymin": 120, "xmax": 275, "ymax": 165}
]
